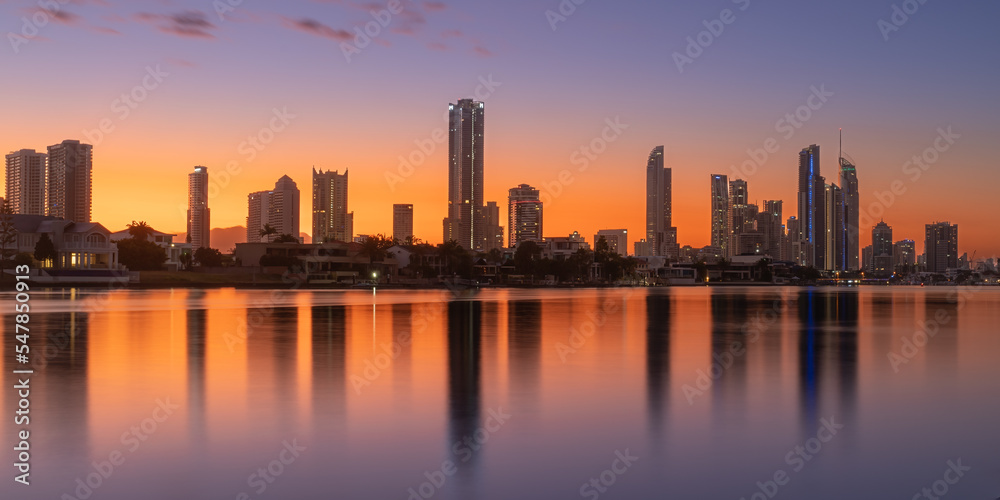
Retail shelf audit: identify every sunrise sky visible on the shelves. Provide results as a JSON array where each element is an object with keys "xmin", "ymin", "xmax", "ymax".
[{"xmin": 2, "ymin": 0, "xmax": 998, "ymax": 256}]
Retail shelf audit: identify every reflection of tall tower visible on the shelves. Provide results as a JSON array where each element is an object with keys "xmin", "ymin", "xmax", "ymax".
[
  {"xmin": 247, "ymin": 306, "xmax": 298, "ymax": 430},
  {"xmin": 312, "ymin": 305, "xmax": 348, "ymax": 425},
  {"xmin": 710, "ymin": 291, "xmax": 750, "ymax": 413},
  {"xmin": 447, "ymin": 300, "xmax": 482, "ymax": 467},
  {"xmin": 186, "ymin": 292, "xmax": 207, "ymax": 445},
  {"xmin": 29, "ymin": 311, "xmax": 90, "ymax": 459},
  {"xmin": 796, "ymin": 290, "xmax": 859, "ymax": 433},
  {"xmin": 645, "ymin": 291, "xmax": 672, "ymax": 435},
  {"xmin": 507, "ymin": 300, "xmax": 541, "ymax": 407}
]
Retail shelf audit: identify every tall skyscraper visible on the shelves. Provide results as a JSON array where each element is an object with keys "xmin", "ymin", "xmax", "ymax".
[
  {"xmin": 824, "ymin": 183, "xmax": 845, "ymax": 271},
  {"xmin": 710, "ymin": 174, "xmax": 729, "ymax": 257},
  {"xmin": 443, "ymin": 98, "xmax": 486, "ymax": 250},
  {"xmin": 47, "ymin": 140, "xmax": 92, "ymax": 222},
  {"xmin": 393, "ymin": 204, "xmax": 414, "ymax": 243},
  {"xmin": 5, "ymin": 149, "xmax": 47, "ymax": 216},
  {"xmin": 839, "ymin": 130, "xmax": 860, "ymax": 270},
  {"xmin": 187, "ymin": 166, "xmax": 210, "ymax": 249},
  {"xmin": 508, "ymin": 184, "xmax": 542, "ymax": 247},
  {"xmin": 728, "ymin": 179, "xmax": 750, "ymax": 255},
  {"xmin": 797, "ymin": 145, "xmax": 823, "ymax": 266},
  {"xmin": 312, "ymin": 168, "xmax": 353, "ymax": 243},
  {"xmin": 872, "ymin": 220, "xmax": 893, "ymax": 277},
  {"xmin": 925, "ymin": 222, "xmax": 958, "ymax": 273},
  {"xmin": 645, "ymin": 146, "xmax": 676, "ymax": 257},
  {"xmin": 595, "ymin": 229, "xmax": 628, "ymax": 256},
  {"xmin": 247, "ymin": 175, "xmax": 300, "ymax": 243},
  {"xmin": 761, "ymin": 200, "xmax": 783, "ymax": 259},
  {"xmin": 785, "ymin": 216, "xmax": 800, "ymax": 262}
]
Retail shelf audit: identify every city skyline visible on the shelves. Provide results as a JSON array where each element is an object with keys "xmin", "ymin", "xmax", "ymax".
[{"xmin": 1, "ymin": 1, "xmax": 996, "ymax": 257}]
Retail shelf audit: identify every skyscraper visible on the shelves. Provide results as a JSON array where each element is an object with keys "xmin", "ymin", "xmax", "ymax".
[
  {"xmin": 839, "ymin": 131, "xmax": 860, "ymax": 270},
  {"xmin": 728, "ymin": 179, "xmax": 751, "ymax": 255},
  {"xmin": 508, "ymin": 184, "xmax": 542, "ymax": 247},
  {"xmin": 247, "ymin": 175, "xmax": 300, "ymax": 243},
  {"xmin": 482, "ymin": 201, "xmax": 504, "ymax": 251},
  {"xmin": 595, "ymin": 229, "xmax": 628, "ymax": 256},
  {"xmin": 393, "ymin": 204, "xmax": 414, "ymax": 243},
  {"xmin": 710, "ymin": 174, "xmax": 729, "ymax": 257},
  {"xmin": 312, "ymin": 168, "xmax": 353, "ymax": 243},
  {"xmin": 797, "ymin": 145, "xmax": 823, "ymax": 266},
  {"xmin": 761, "ymin": 200, "xmax": 783, "ymax": 259},
  {"xmin": 4, "ymin": 149, "xmax": 47, "ymax": 216},
  {"xmin": 187, "ymin": 166, "xmax": 210, "ymax": 249},
  {"xmin": 645, "ymin": 146, "xmax": 676, "ymax": 257},
  {"xmin": 872, "ymin": 220, "xmax": 893, "ymax": 277},
  {"xmin": 443, "ymin": 98, "xmax": 485, "ymax": 250},
  {"xmin": 925, "ymin": 222, "xmax": 958, "ymax": 273},
  {"xmin": 47, "ymin": 140, "xmax": 92, "ymax": 222},
  {"xmin": 824, "ymin": 183, "xmax": 845, "ymax": 271}
]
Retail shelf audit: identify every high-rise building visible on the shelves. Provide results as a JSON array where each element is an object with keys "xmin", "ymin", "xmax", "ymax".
[
  {"xmin": 824, "ymin": 183, "xmax": 845, "ymax": 271},
  {"xmin": 760, "ymin": 200, "xmax": 783, "ymax": 259},
  {"xmin": 187, "ymin": 166, "xmax": 210, "ymax": 249},
  {"xmin": 443, "ymin": 98, "xmax": 486, "ymax": 250},
  {"xmin": 784, "ymin": 216, "xmax": 799, "ymax": 262},
  {"xmin": 393, "ymin": 204, "xmax": 414, "ymax": 243},
  {"xmin": 872, "ymin": 220, "xmax": 893, "ymax": 277},
  {"xmin": 634, "ymin": 239, "xmax": 651, "ymax": 257},
  {"xmin": 728, "ymin": 179, "xmax": 751, "ymax": 255},
  {"xmin": 482, "ymin": 201, "xmax": 504, "ymax": 251},
  {"xmin": 312, "ymin": 168, "xmax": 353, "ymax": 243},
  {"xmin": 47, "ymin": 140, "xmax": 92, "ymax": 222},
  {"xmin": 797, "ymin": 145, "xmax": 823, "ymax": 267},
  {"xmin": 247, "ymin": 175, "xmax": 300, "ymax": 243},
  {"xmin": 862, "ymin": 245, "xmax": 873, "ymax": 273},
  {"xmin": 508, "ymin": 184, "xmax": 542, "ymax": 247},
  {"xmin": 925, "ymin": 222, "xmax": 958, "ymax": 273},
  {"xmin": 4, "ymin": 149, "xmax": 47, "ymax": 216},
  {"xmin": 595, "ymin": 229, "xmax": 628, "ymax": 256},
  {"xmin": 645, "ymin": 146, "xmax": 677, "ymax": 257},
  {"xmin": 710, "ymin": 174, "xmax": 729, "ymax": 257},
  {"xmin": 839, "ymin": 131, "xmax": 860, "ymax": 270},
  {"xmin": 893, "ymin": 239, "xmax": 916, "ymax": 271}
]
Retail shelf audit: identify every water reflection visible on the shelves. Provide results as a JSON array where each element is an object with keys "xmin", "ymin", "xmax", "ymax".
[
  {"xmin": 186, "ymin": 291, "xmax": 206, "ymax": 446},
  {"xmin": 508, "ymin": 300, "xmax": 542, "ymax": 410},
  {"xmin": 645, "ymin": 290, "xmax": 671, "ymax": 435},
  {"xmin": 796, "ymin": 290, "xmax": 858, "ymax": 431},
  {"xmin": 311, "ymin": 304, "xmax": 347, "ymax": 425},
  {"xmin": 446, "ymin": 300, "xmax": 482, "ymax": 475}
]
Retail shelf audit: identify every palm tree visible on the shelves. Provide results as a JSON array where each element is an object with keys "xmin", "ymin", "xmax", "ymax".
[
  {"xmin": 126, "ymin": 220, "xmax": 154, "ymax": 241},
  {"xmin": 359, "ymin": 234, "xmax": 395, "ymax": 279},
  {"xmin": 259, "ymin": 224, "xmax": 278, "ymax": 242}
]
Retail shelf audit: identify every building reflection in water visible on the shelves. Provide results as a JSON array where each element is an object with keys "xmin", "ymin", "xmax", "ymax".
[
  {"xmin": 645, "ymin": 290, "xmax": 672, "ymax": 436},
  {"xmin": 797, "ymin": 289, "xmax": 858, "ymax": 433},
  {"xmin": 186, "ymin": 290, "xmax": 207, "ymax": 447},
  {"xmin": 709, "ymin": 290, "xmax": 751, "ymax": 418},
  {"xmin": 507, "ymin": 300, "xmax": 541, "ymax": 410},
  {"xmin": 31, "ymin": 309, "xmax": 90, "ymax": 460},
  {"xmin": 446, "ymin": 299, "xmax": 482, "ymax": 486},
  {"xmin": 311, "ymin": 304, "xmax": 348, "ymax": 429}
]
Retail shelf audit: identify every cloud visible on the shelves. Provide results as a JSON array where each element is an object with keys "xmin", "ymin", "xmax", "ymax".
[
  {"xmin": 473, "ymin": 46, "xmax": 493, "ymax": 57},
  {"xmin": 284, "ymin": 17, "xmax": 353, "ymax": 41},
  {"xmin": 135, "ymin": 11, "xmax": 217, "ymax": 39}
]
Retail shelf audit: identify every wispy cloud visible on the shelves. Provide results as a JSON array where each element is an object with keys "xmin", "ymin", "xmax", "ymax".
[
  {"xmin": 283, "ymin": 17, "xmax": 353, "ymax": 42},
  {"xmin": 134, "ymin": 11, "xmax": 217, "ymax": 39}
]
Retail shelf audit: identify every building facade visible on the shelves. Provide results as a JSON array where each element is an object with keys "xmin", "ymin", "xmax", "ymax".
[
  {"xmin": 710, "ymin": 174, "xmax": 729, "ymax": 257},
  {"xmin": 508, "ymin": 184, "xmax": 542, "ymax": 247},
  {"xmin": 645, "ymin": 146, "xmax": 677, "ymax": 257},
  {"xmin": 595, "ymin": 229, "xmax": 628, "ymax": 256},
  {"xmin": 393, "ymin": 204, "xmax": 414, "ymax": 243},
  {"xmin": 5, "ymin": 149, "xmax": 48, "ymax": 216},
  {"xmin": 925, "ymin": 222, "xmax": 958, "ymax": 273},
  {"xmin": 187, "ymin": 166, "xmax": 211, "ymax": 249},
  {"xmin": 47, "ymin": 140, "xmax": 92, "ymax": 222},
  {"xmin": 312, "ymin": 168, "xmax": 353, "ymax": 243},
  {"xmin": 247, "ymin": 175, "xmax": 300, "ymax": 243},
  {"xmin": 872, "ymin": 220, "xmax": 893, "ymax": 277},
  {"xmin": 797, "ymin": 145, "xmax": 823, "ymax": 267},
  {"xmin": 443, "ymin": 98, "xmax": 486, "ymax": 250},
  {"xmin": 839, "ymin": 138, "xmax": 860, "ymax": 270}
]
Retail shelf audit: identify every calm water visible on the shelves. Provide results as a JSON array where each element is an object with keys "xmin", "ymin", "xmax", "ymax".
[{"xmin": 2, "ymin": 287, "xmax": 999, "ymax": 499}]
